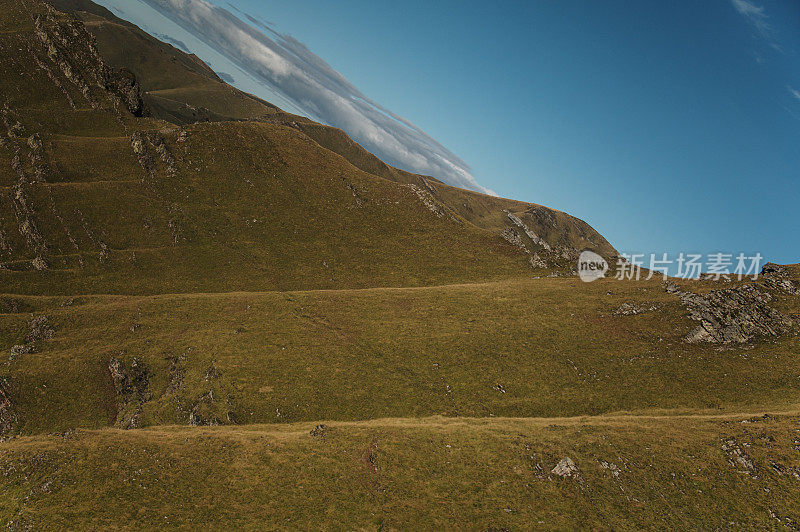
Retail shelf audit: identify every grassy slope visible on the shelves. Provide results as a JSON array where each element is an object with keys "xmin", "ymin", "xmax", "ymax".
[
  {"xmin": 2, "ymin": 120, "xmax": 531, "ymax": 295},
  {"xmin": 52, "ymin": 0, "xmax": 617, "ymax": 259},
  {"xmin": 0, "ymin": 2, "xmax": 533, "ymax": 294},
  {"xmin": 2, "ymin": 414, "xmax": 800, "ymax": 529},
  {"xmin": 1, "ymin": 276, "xmax": 798, "ymax": 435},
  {"xmin": 263, "ymin": 113, "xmax": 618, "ymax": 259}
]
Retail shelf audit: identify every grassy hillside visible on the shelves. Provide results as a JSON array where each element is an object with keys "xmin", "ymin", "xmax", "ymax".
[
  {"xmin": 1, "ymin": 119, "xmax": 532, "ymax": 295},
  {"xmin": 0, "ymin": 0, "xmax": 539, "ymax": 295},
  {"xmin": 47, "ymin": 0, "xmax": 618, "ymax": 264},
  {"xmin": 1, "ymin": 275, "xmax": 799, "ymax": 435},
  {"xmin": 3, "ymin": 413, "xmax": 800, "ymax": 529}
]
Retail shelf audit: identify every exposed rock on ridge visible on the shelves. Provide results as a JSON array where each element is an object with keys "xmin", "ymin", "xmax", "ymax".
[{"xmin": 666, "ymin": 282, "xmax": 796, "ymax": 344}]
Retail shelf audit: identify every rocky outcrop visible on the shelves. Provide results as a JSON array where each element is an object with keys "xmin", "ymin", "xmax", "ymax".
[
  {"xmin": 10, "ymin": 315, "xmax": 55, "ymax": 358},
  {"xmin": 761, "ymin": 263, "xmax": 800, "ymax": 295},
  {"xmin": 0, "ymin": 379, "xmax": 16, "ymax": 437},
  {"xmin": 188, "ymin": 363, "xmax": 237, "ymax": 426},
  {"xmin": 722, "ymin": 438, "xmax": 755, "ymax": 476},
  {"xmin": 108, "ymin": 355, "xmax": 151, "ymax": 429},
  {"xmin": 33, "ymin": 8, "xmax": 147, "ymax": 117},
  {"xmin": 105, "ymin": 351, "xmax": 240, "ymax": 428},
  {"xmin": 503, "ymin": 209, "xmax": 609, "ymax": 273},
  {"xmin": 552, "ymin": 457, "xmax": 579, "ymax": 479},
  {"xmin": 500, "ymin": 228, "xmax": 549, "ymax": 269},
  {"xmin": 103, "ymin": 67, "xmax": 146, "ymax": 117},
  {"xmin": 130, "ymin": 130, "xmax": 176, "ymax": 179},
  {"xmin": 26, "ymin": 316, "xmax": 55, "ymax": 344},
  {"xmin": 763, "ymin": 277, "xmax": 800, "ymax": 296},
  {"xmin": 670, "ymin": 284, "xmax": 795, "ymax": 344},
  {"xmin": 0, "ymin": 297, "xmax": 29, "ymax": 314},
  {"xmin": 188, "ymin": 389, "xmax": 223, "ymax": 426},
  {"xmin": 1, "ymin": 104, "xmax": 51, "ymax": 269},
  {"xmin": 506, "ymin": 213, "xmax": 551, "ymax": 251},
  {"xmin": 762, "ymin": 263, "xmax": 788, "ymax": 277},
  {"xmin": 500, "ymin": 227, "xmax": 526, "ymax": 251},
  {"xmin": 310, "ymin": 424, "xmax": 328, "ymax": 437},
  {"xmin": 408, "ymin": 184, "xmax": 450, "ymax": 220}
]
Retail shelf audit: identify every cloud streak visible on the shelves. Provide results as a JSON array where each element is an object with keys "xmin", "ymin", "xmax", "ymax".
[
  {"xmin": 731, "ymin": 0, "xmax": 770, "ymax": 35},
  {"xmin": 139, "ymin": 0, "xmax": 493, "ymax": 194},
  {"xmin": 730, "ymin": 0, "xmax": 781, "ymax": 51}
]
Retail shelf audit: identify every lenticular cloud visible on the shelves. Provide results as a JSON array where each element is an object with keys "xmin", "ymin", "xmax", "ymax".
[{"xmin": 140, "ymin": 0, "xmax": 493, "ymax": 195}]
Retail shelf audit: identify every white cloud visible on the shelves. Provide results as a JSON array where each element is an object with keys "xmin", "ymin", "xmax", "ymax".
[
  {"xmin": 139, "ymin": 0, "xmax": 494, "ymax": 195},
  {"xmin": 730, "ymin": 0, "xmax": 781, "ymax": 51},
  {"xmin": 731, "ymin": 0, "xmax": 770, "ymax": 34},
  {"xmin": 790, "ymin": 87, "xmax": 800, "ymax": 102}
]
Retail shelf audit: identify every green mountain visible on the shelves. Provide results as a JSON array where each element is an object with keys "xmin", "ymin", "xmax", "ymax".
[{"xmin": 0, "ymin": 1, "xmax": 798, "ymax": 528}]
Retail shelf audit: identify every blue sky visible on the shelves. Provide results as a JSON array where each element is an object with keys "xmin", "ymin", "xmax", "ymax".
[{"xmin": 99, "ymin": 0, "xmax": 799, "ymax": 266}]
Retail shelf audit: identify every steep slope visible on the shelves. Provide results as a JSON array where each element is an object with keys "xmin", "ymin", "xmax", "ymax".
[
  {"xmin": 0, "ymin": 0, "xmax": 538, "ymax": 295},
  {"xmin": 46, "ymin": 0, "xmax": 280, "ymax": 123},
  {"xmin": 45, "ymin": 0, "xmax": 618, "ymax": 271}
]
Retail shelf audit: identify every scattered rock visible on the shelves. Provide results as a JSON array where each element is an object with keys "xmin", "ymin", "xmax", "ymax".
[
  {"xmin": 770, "ymin": 461, "xmax": 800, "ymax": 480},
  {"xmin": 0, "ymin": 297, "xmax": 29, "ymax": 314},
  {"xmin": 552, "ymin": 457, "xmax": 579, "ymax": 479},
  {"xmin": 27, "ymin": 316, "xmax": 54, "ymax": 344},
  {"xmin": 10, "ymin": 315, "xmax": 55, "ymax": 357},
  {"xmin": 613, "ymin": 302, "xmax": 658, "ymax": 316},
  {"xmin": 10, "ymin": 344, "xmax": 34, "ymax": 358},
  {"xmin": 310, "ymin": 424, "xmax": 328, "ymax": 437},
  {"xmin": 663, "ymin": 281, "xmax": 680, "ymax": 293},
  {"xmin": 98, "ymin": 242, "xmax": 110, "ymax": 263},
  {"xmin": 722, "ymin": 438, "xmax": 755, "ymax": 474},
  {"xmin": 204, "ymin": 362, "xmax": 220, "ymax": 381},
  {"xmin": 31, "ymin": 255, "xmax": 48, "ymax": 271},
  {"xmin": 699, "ymin": 273, "xmax": 733, "ymax": 282},
  {"xmin": 600, "ymin": 461, "xmax": 622, "ymax": 478}
]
